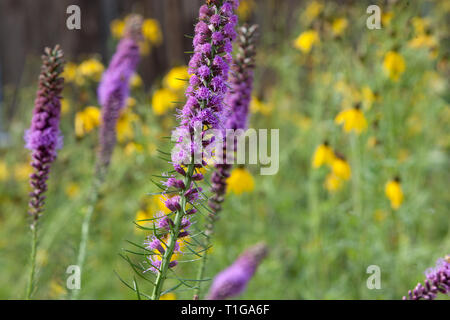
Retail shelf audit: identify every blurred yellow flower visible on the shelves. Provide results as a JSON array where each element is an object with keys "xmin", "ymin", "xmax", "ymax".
[
  {"xmin": 65, "ymin": 182, "xmax": 80, "ymax": 199},
  {"xmin": 0, "ymin": 161, "xmax": 9, "ymax": 181},
  {"xmin": 160, "ymin": 293, "xmax": 176, "ymax": 300},
  {"xmin": 227, "ymin": 168, "xmax": 255, "ymax": 195},
  {"xmin": 126, "ymin": 97, "xmax": 137, "ymax": 108},
  {"xmin": 312, "ymin": 143, "xmax": 334, "ymax": 168},
  {"xmin": 383, "ymin": 51, "xmax": 406, "ymax": 82},
  {"xmin": 250, "ymin": 96, "xmax": 272, "ymax": 115},
  {"xmin": 294, "ymin": 30, "xmax": 320, "ymax": 54},
  {"xmin": 124, "ymin": 142, "xmax": 144, "ymax": 156},
  {"xmin": 77, "ymin": 58, "xmax": 104, "ymax": 82},
  {"xmin": 142, "ymin": 19, "xmax": 162, "ymax": 45},
  {"xmin": 14, "ymin": 163, "xmax": 32, "ymax": 181},
  {"xmin": 62, "ymin": 62, "xmax": 77, "ymax": 83},
  {"xmin": 237, "ymin": 0, "xmax": 255, "ymax": 21},
  {"xmin": 324, "ymin": 173, "xmax": 342, "ymax": 192},
  {"xmin": 331, "ymin": 18, "xmax": 348, "ymax": 36},
  {"xmin": 408, "ymin": 34, "xmax": 437, "ymax": 49},
  {"xmin": 302, "ymin": 1, "xmax": 323, "ymax": 24},
  {"xmin": 117, "ymin": 109, "xmax": 139, "ymax": 142},
  {"xmin": 49, "ymin": 279, "xmax": 67, "ymax": 299},
  {"xmin": 411, "ymin": 17, "xmax": 429, "ymax": 35},
  {"xmin": 75, "ymin": 106, "xmax": 101, "ymax": 137},
  {"xmin": 381, "ymin": 12, "xmax": 394, "ymax": 27},
  {"xmin": 110, "ymin": 19, "xmax": 125, "ymax": 39},
  {"xmin": 335, "ymin": 107, "xmax": 368, "ymax": 134},
  {"xmin": 130, "ymin": 73, "xmax": 143, "ymax": 88},
  {"xmin": 60, "ymin": 98, "xmax": 70, "ymax": 115},
  {"xmin": 385, "ymin": 178, "xmax": 403, "ymax": 210},
  {"xmin": 164, "ymin": 66, "xmax": 189, "ymax": 92},
  {"xmin": 152, "ymin": 88, "xmax": 177, "ymax": 115},
  {"xmin": 331, "ymin": 157, "xmax": 351, "ymax": 180}
]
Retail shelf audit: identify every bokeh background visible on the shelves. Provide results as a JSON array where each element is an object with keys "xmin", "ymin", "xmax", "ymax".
[{"xmin": 0, "ymin": 0, "xmax": 449, "ymax": 299}]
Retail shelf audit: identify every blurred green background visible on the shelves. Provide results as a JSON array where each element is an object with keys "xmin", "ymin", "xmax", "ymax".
[{"xmin": 0, "ymin": 0, "xmax": 449, "ymax": 299}]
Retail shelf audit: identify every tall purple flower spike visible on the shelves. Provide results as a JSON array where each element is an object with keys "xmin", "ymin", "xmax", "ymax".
[
  {"xmin": 207, "ymin": 243, "xmax": 268, "ymax": 300},
  {"xmin": 145, "ymin": 0, "xmax": 239, "ymax": 282},
  {"xmin": 208, "ymin": 25, "xmax": 258, "ymax": 219},
  {"xmin": 24, "ymin": 45, "xmax": 65, "ymax": 222},
  {"xmin": 97, "ymin": 15, "xmax": 142, "ymax": 171},
  {"xmin": 403, "ymin": 255, "xmax": 450, "ymax": 300}
]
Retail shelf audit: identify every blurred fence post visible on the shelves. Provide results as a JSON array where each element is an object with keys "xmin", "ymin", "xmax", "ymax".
[{"xmin": 0, "ymin": 62, "xmax": 10, "ymax": 147}]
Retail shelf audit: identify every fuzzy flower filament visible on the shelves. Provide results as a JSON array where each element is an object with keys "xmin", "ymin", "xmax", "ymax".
[{"xmin": 149, "ymin": 0, "xmax": 239, "ymax": 300}]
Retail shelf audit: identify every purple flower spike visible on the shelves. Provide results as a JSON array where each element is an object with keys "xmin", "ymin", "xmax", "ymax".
[
  {"xmin": 403, "ymin": 255, "xmax": 450, "ymax": 300},
  {"xmin": 142, "ymin": 0, "xmax": 239, "ymax": 294},
  {"xmin": 97, "ymin": 15, "xmax": 142, "ymax": 171},
  {"xmin": 25, "ymin": 45, "xmax": 65, "ymax": 220},
  {"xmin": 208, "ymin": 25, "xmax": 258, "ymax": 217},
  {"xmin": 207, "ymin": 243, "xmax": 268, "ymax": 300}
]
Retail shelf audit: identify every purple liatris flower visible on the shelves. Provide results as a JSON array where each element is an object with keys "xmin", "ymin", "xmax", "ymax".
[
  {"xmin": 97, "ymin": 15, "xmax": 142, "ymax": 170},
  {"xmin": 141, "ymin": 1, "xmax": 239, "ymax": 300},
  {"xmin": 207, "ymin": 243, "xmax": 268, "ymax": 300},
  {"xmin": 403, "ymin": 255, "xmax": 450, "ymax": 300},
  {"xmin": 208, "ymin": 25, "xmax": 258, "ymax": 216},
  {"xmin": 24, "ymin": 45, "xmax": 65, "ymax": 220}
]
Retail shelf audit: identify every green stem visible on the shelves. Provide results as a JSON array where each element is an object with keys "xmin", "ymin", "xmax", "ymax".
[
  {"xmin": 25, "ymin": 221, "xmax": 38, "ymax": 299},
  {"xmin": 69, "ymin": 170, "xmax": 104, "ymax": 300},
  {"xmin": 193, "ymin": 233, "xmax": 210, "ymax": 299},
  {"xmin": 151, "ymin": 163, "xmax": 195, "ymax": 300}
]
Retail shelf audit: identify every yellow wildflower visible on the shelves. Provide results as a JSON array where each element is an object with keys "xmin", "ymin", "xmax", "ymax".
[
  {"xmin": 126, "ymin": 97, "xmax": 137, "ymax": 108},
  {"xmin": 62, "ymin": 62, "xmax": 77, "ymax": 83},
  {"xmin": 381, "ymin": 12, "xmax": 394, "ymax": 27},
  {"xmin": 227, "ymin": 168, "xmax": 255, "ymax": 195},
  {"xmin": 116, "ymin": 109, "xmax": 139, "ymax": 142},
  {"xmin": 383, "ymin": 51, "xmax": 406, "ymax": 82},
  {"xmin": 294, "ymin": 30, "xmax": 320, "ymax": 54},
  {"xmin": 77, "ymin": 58, "xmax": 104, "ymax": 82},
  {"xmin": 335, "ymin": 106, "xmax": 368, "ymax": 134},
  {"xmin": 250, "ymin": 96, "xmax": 272, "ymax": 115},
  {"xmin": 124, "ymin": 142, "xmax": 144, "ymax": 155},
  {"xmin": 237, "ymin": 0, "xmax": 255, "ymax": 21},
  {"xmin": 49, "ymin": 279, "xmax": 67, "ymax": 299},
  {"xmin": 331, "ymin": 18, "xmax": 348, "ymax": 36},
  {"xmin": 110, "ymin": 19, "xmax": 125, "ymax": 39},
  {"xmin": 331, "ymin": 157, "xmax": 351, "ymax": 180},
  {"xmin": 130, "ymin": 73, "xmax": 143, "ymax": 88},
  {"xmin": 385, "ymin": 178, "xmax": 403, "ymax": 210},
  {"xmin": 0, "ymin": 161, "xmax": 9, "ymax": 181},
  {"xmin": 152, "ymin": 88, "xmax": 178, "ymax": 115},
  {"xmin": 302, "ymin": 1, "xmax": 323, "ymax": 24},
  {"xmin": 142, "ymin": 19, "xmax": 162, "ymax": 45},
  {"xmin": 65, "ymin": 182, "xmax": 80, "ymax": 199},
  {"xmin": 160, "ymin": 293, "xmax": 176, "ymax": 300},
  {"xmin": 75, "ymin": 106, "xmax": 101, "ymax": 137},
  {"xmin": 408, "ymin": 34, "xmax": 437, "ymax": 49},
  {"xmin": 14, "ymin": 163, "xmax": 32, "ymax": 181},
  {"xmin": 312, "ymin": 142, "xmax": 334, "ymax": 168},
  {"xmin": 324, "ymin": 173, "xmax": 342, "ymax": 192},
  {"xmin": 411, "ymin": 17, "xmax": 429, "ymax": 35},
  {"xmin": 60, "ymin": 98, "xmax": 70, "ymax": 115},
  {"xmin": 164, "ymin": 66, "xmax": 189, "ymax": 92}
]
